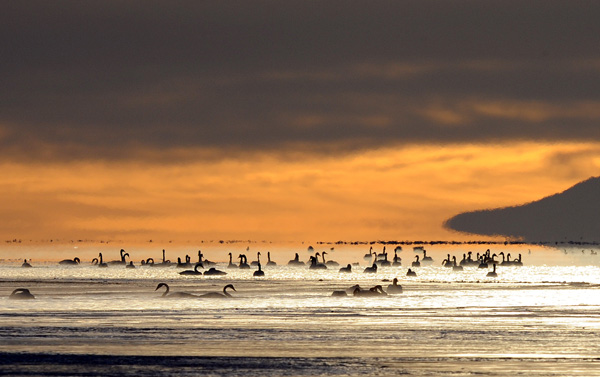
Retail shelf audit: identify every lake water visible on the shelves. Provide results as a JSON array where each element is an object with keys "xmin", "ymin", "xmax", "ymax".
[{"xmin": 1, "ymin": 243, "xmax": 600, "ymax": 376}]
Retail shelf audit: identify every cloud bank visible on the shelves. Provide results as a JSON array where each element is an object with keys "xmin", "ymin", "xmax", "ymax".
[{"xmin": 3, "ymin": 1, "xmax": 600, "ymax": 161}]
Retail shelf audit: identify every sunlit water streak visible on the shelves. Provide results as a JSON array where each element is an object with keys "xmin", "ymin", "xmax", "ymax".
[{"xmin": 2, "ymin": 245, "xmax": 600, "ymax": 376}]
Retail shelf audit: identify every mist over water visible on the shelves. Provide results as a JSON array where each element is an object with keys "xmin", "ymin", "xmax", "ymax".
[{"xmin": 2, "ymin": 243, "xmax": 600, "ymax": 376}]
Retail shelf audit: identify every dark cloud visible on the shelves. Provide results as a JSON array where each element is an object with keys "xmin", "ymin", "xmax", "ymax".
[{"xmin": 2, "ymin": 1, "xmax": 600, "ymax": 161}]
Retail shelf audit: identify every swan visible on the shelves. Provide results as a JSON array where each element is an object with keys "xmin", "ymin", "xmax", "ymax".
[
  {"xmin": 142, "ymin": 258, "xmax": 155, "ymax": 266},
  {"xmin": 353, "ymin": 285, "xmax": 387, "ymax": 297},
  {"xmin": 108, "ymin": 249, "xmax": 129, "ymax": 265},
  {"xmin": 309, "ymin": 255, "xmax": 327, "ymax": 270},
  {"xmin": 151, "ymin": 249, "xmax": 173, "ymax": 267},
  {"xmin": 478, "ymin": 256, "xmax": 488, "ymax": 269},
  {"xmin": 9, "ymin": 288, "xmax": 35, "ymax": 300},
  {"xmin": 363, "ymin": 246, "xmax": 374, "ymax": 261},
  {"xmin": 452, "ymin": 258, "xmax": 463, "ymax": 271},
  {"xmin": 238, "ymin": 254, "xmax": 250, "ymax": 269},
  {"xmin": 204, "ymin": 267, "xmax": 227, "ymax": 276},
  {"xmin": 97, "ymin": 253, "xmax": 108, "ymax": 268},
  {"xmin": 486, "ymin": 264, "xmax": 498, "ymax": 277},
  {"xmin": 412, "ymin": 255, "xmax": 421, "ymax": 267},
  {"xmin": 288, "ymin": 253, "xmax": 305, "ymax": 266},
  {"xmin": 250, "ymin": 252, "xmax": 261, "ymax": 266},
  {"xmin": 331, "ymin": 290, "xmax": 348, "ymax": 297},
  {"xmin": 363, "ymin": 262, "xmax": 377, "ymax": 273},
  {"xmin": 321, "ymin": 251, "xmax": 339, "ymax": 267},
  {"xmin": 198, "ymin": 250, "xmax": 215, "ymax": 266},
  {"xmin": 387, "ymin": 278, "xmax": 403, "ymax": 293},
  {"xmin": 59, "ymin": 257, "xmax": 80, "ymax": 265},
  {"xmin": 199, "ymin": 284, "xmax": 236, "ymax": 298},
  {"xmin": 266, "ymin": 252, "xmax": 277, "ymax": 266},
  {"xmin": 155, "ymin": 283, "xmax": 197, "ymax": 298},
  {"xmin": 443, "ymin": 254, "xmax": 453, "ymax": 267},
  {"xmin": 176, "ymin": 255, "xmax": 192, "ymax": 268},
  {"xmin": 126, "ymin": 261, "xmax": 136, "ymax": 269},
  {"xmin": 21, "ymin": 259, "xmax": 32, "ymax": 268},
  {"xmin": 512, "ymin": 253, "xmax": 523, "ymax": 266},
  {"xmin": 339, "ymin": 264, "xmax": 352, "ymax": 273},
  {"xmin": 179, "ymin": 262, "xmax": 204, "ymax": 276},
  {"xmin": 377, "ymin": 248, "xmax": 391, "ymax": 267},
  {"xmin": 253, "ymin": 262, "xmax": 265, "ymax": 277},
  {"xmin": 406, "ymin": 268, "xmax": 417, "ymax": 277},
  {"xmin": 227, "ymin": 253, "xmax": 237, "ymax": 268},
  {"xmin": 392, "ymin": 250, "xmax": 402, "ymax": 266},
  {"xmin": 421, "ymin": 250, "xmax": 433, "ymax": 265}
]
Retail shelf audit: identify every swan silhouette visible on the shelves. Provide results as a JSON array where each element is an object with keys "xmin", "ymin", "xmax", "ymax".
[
  {"xmin": 412, "ymin": 255, "xmax": 421, "ymax": 267},
  {"xmin": 486, "ymin": 264, "xmax": 498, "ymax": 277},
  {"xmin": 59, "ymin": 257, "xmax": 80, "ymax": 265},
  {"xmin": 266, "ymin": 252, "xmax": 277, "ymax": 266},
  {"xmin": 126, "ymin": 261, "xmax": 136, "ymax": 269},
  {"xmin": 250, "ymin": 252, "xmax": 261, "ymax": 266},
  {"xmin": 108, "ymin": 249, "xmax": 129, "ymax": 265},
  {"xmin": 309, "ymin": 255, "xmax": 327, "ymax": 270},
  {"xmin": 321, "ymin": 251, "xmax": 339, "ymax": 267},
  {"xmin": 155, "ymin": 283, "xmax": 197, "ymax": 298},
  {"xmin": 253, "ymin": 262, "xmax": 265, "ymax": 277},
  {"xmin": 406, "ymin": 268, "xmax": 417, "ymax": 277},
  {"xmin": 21, "ymin": 259, "xmax": 32, "ymax": 268},
  {"xmin": 238, "ymin": 254, "xmax": 251, "ymax": 269},
  {"xmin": 363, "ymin": 262, "xmax": 377, "ymax": 273},
  {"xmin": 387, "ymin": 278, "xmax": 403, "ymax": 293},
  {"xmin": 204, "ymin": 267, "xmax": 227, "ymax": 276},
  {"xmin": 353, "ymin": 285, "xmax": 387, "ymax": 297},
  {"xmin": 9, "ymin": 288, "xmax": 35, "ymax": 300},
  {"xmin": 179, "ymin": 262, "xmax": 204, "ymax": 276},
  {"xmin": 421, "ymin": 250, "xmax": 433, "ymax": 265},
  {"xmin": 288, "ymin": 253, "xmax": 305, "ymax": 266},
  {"xmin": 227, "ymin": 253, "xmax": 237, "ymax": 269},
  {"xmin": 97, "ymin": 253, "xmax": 108, "ymax": 268},
  {"xmin": 199, "ymin": 284, "xmax": 236, "ymax": 298},
  {"xmin": 339, "ymin": 264, "xmax": 352, "ymax": 273}
]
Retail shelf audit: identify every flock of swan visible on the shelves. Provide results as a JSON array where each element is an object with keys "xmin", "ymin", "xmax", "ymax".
[{"xmin": 8, "ymin": 246, "xmax": 523, "ymax": 300}]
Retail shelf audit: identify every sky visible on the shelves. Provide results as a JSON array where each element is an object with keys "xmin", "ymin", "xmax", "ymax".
[{"xmin": 2, "ymin": 1, "xmax": 600, "ymax": 243}]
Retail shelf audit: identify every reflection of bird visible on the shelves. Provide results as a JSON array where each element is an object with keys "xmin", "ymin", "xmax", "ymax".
[
  {"xmin": 486, "ymin": 264, "xmax": 498, "ymax": 277},
  {"xmin": 155, "ymin": 283, "xmax": 197, "ymax": 298},
  {"xmin": 387, "ymin": 278, "xmax": 403, "ymax": 293},
  {"xmin": 9, "ymin": 288, "xmax": 35, "ymax": 300},
  {"xmin": 179, "ymin": 262, "xmax": 203, "ymax": 276},
  {"xmin": 21, "ymin": 259, "xmax": 32, "ymax": 268},
  {"xmin": 59, "ymin": 257, "xmax": 80, "ymax": 265},
  {"xmin": 253, "ymin": 262, "xmax": 265, "ymax": 277},
  {"xmin": 199, "ymin": 284, "xmax": 236, "ymax": 298}
]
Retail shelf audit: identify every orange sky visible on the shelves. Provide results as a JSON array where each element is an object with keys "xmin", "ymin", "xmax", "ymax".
[{"xmin": 2, "ymin": 141, "xmax": 597, "ymax": 243}]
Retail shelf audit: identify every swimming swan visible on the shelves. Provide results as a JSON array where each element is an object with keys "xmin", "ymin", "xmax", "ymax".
[
  {"xmin": 339, "ymin": 264, "xmax": 352, "ymax": 273},
  {"xmin": 266, "ymin": 251, "xmax": 277, "ymax": 266},
  {"xmin": 486, "ymin": 264, "xmax": 498, "ymax": 277},
  {"xmin": 406, "ymin": 268, "xmax": 417, "ymax": 277},
  {"xmin": 9, "ymin": 288, "xmax": 36, "ymax": 299},
  {"xmin": 155, "ymin": 283, "xmax": 197, "ymax": 298},
  {"xmin": 21, "ymin": 259, "xmax": 32, "ymax": 268},
  {"xmin": 179, "ymin": 262, "xmax": 204, "ymax": 276},
  {"xmin": 386, "ymin": 278, "xmax": 403, "ymax": 293},
  {"xmin": 59, "ymin": 257, "xmax": 80, "ymax": 265},
  {"xmin": 253, "ymin": 262, "xmax": 265, "ymax": 277},
  {"xmin": 199, "ymin": 284, "xmax": 236, "ymax": 298},
  {"xmin": 204, "ymin": 267, "xmax": 227, "ymax": 276}
]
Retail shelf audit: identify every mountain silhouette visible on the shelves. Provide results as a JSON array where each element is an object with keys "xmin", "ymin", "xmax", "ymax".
[{"xmin": 444, "ymin": 176, "xmax": 600, "ymax": 243}]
